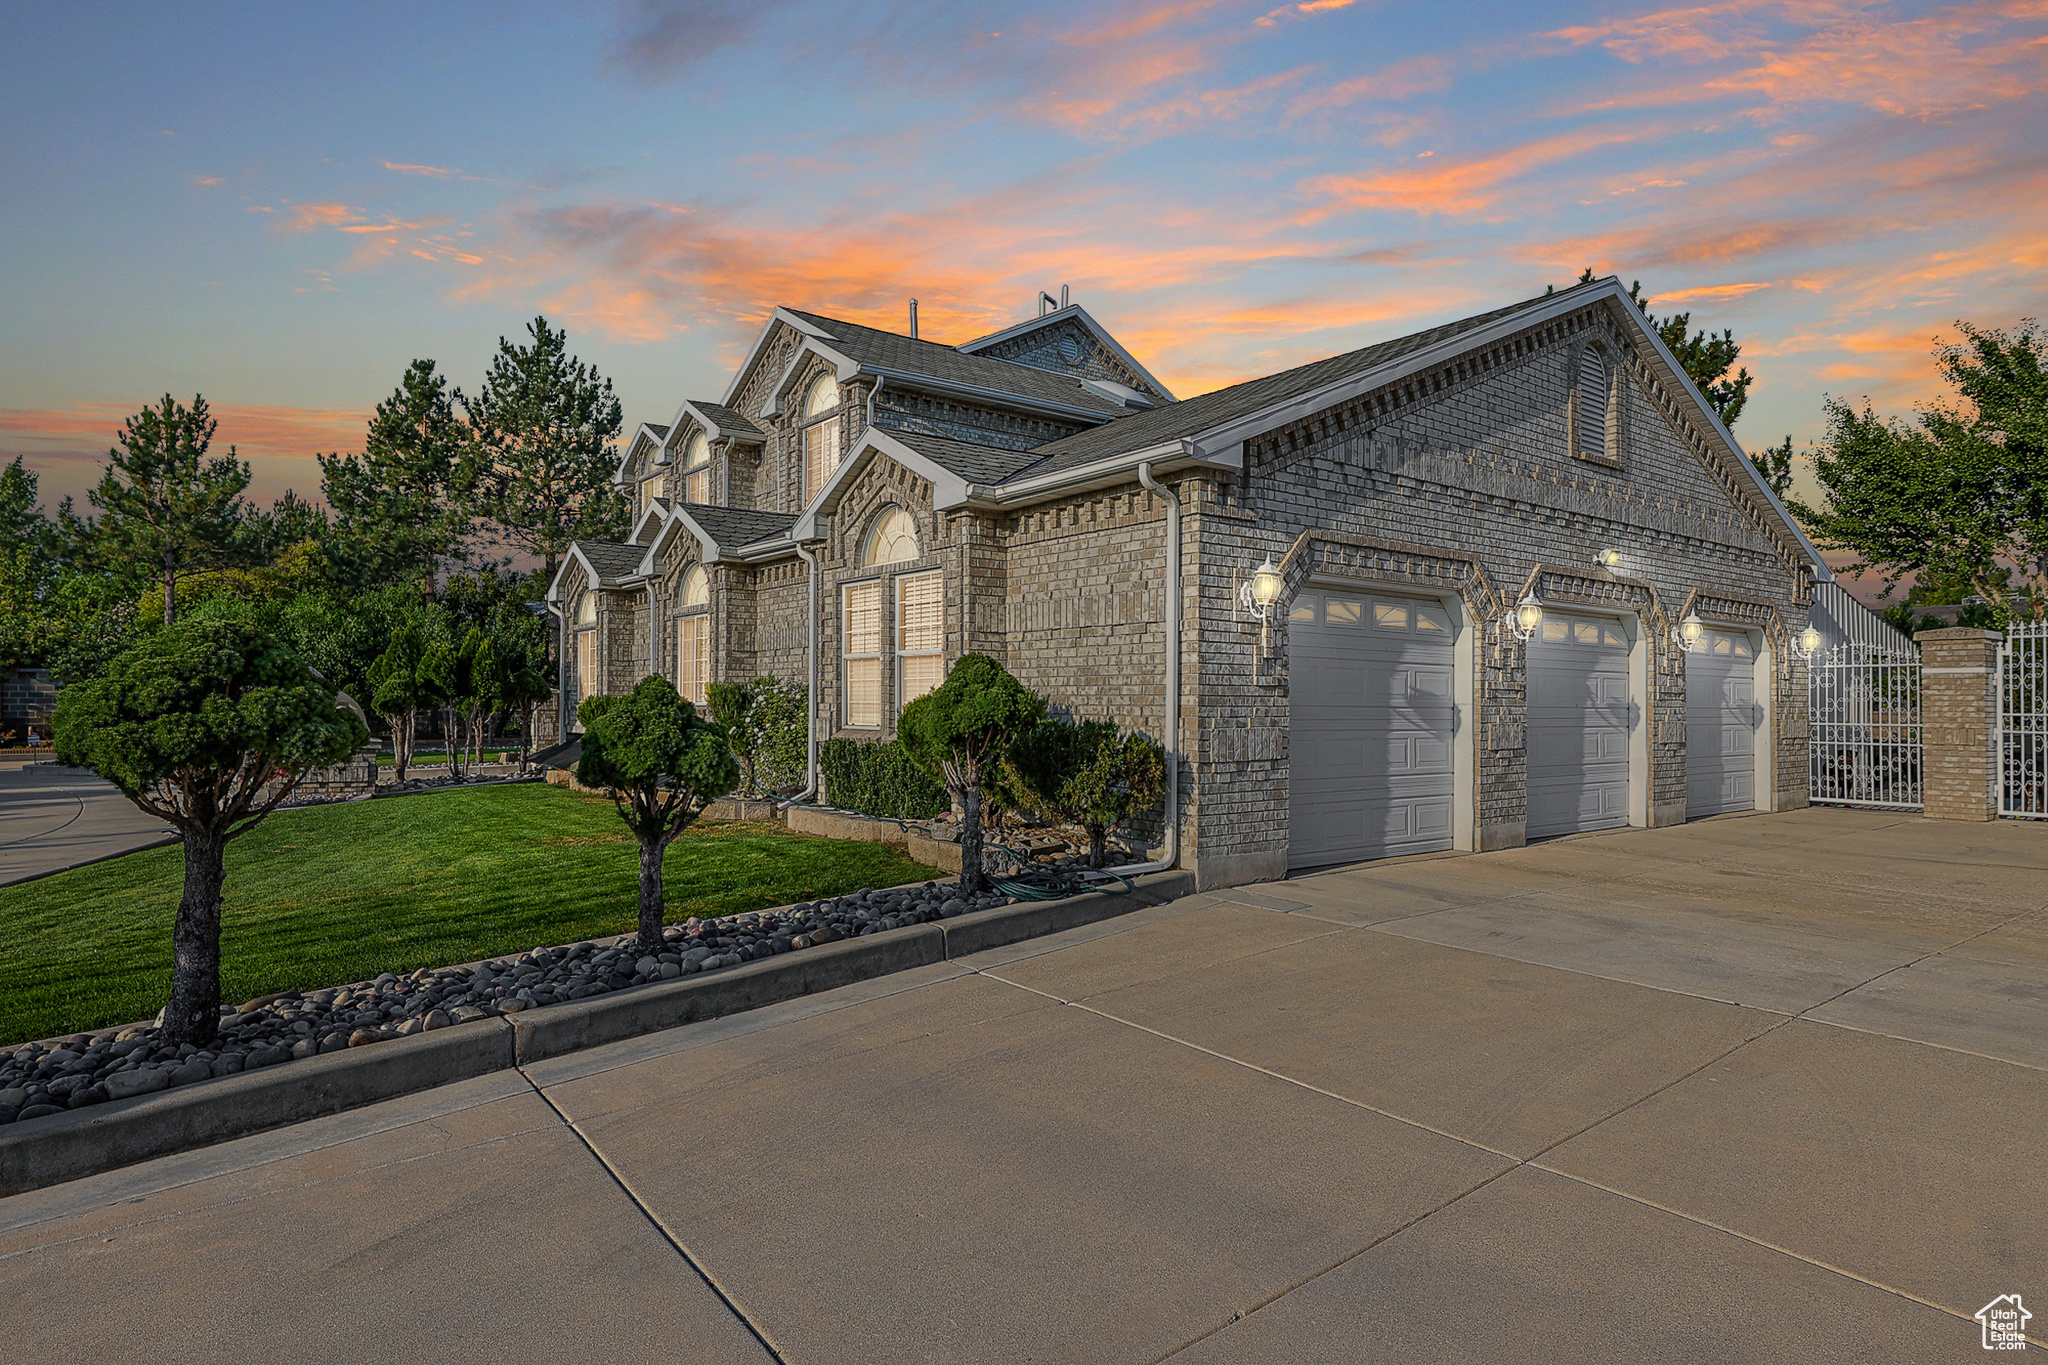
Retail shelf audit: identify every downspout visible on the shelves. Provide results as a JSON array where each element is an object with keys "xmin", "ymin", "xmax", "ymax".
[
  {"xmin": 547, "ymin": 600, "xmax": 569, "ymax": 741},
  {"xmin": 1118, "ymin": 462, "xmax": 1180, "ymax": 875},
  {"xmin": 779, "ymin": 540, "xmax": 823, "ymax": 809}
]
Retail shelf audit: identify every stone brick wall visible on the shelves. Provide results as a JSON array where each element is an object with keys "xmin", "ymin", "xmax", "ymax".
[
  {"xmin": 1917, "ymin": 628, "xmax": 1999, "ymax": 820},
  {"xmin": 970, "ymin": 315, "xmax": 1166, "ymax": 401},
  {"xmin": 1, "ymin": 668, "xmax": 57, "ymax": 737}
]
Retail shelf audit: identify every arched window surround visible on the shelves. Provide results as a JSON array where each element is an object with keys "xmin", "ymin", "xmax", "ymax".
[
  {"xmin": 801, "ymin": 371, "xmax": 843, "ymax": 506},
  {"xmin": 860, "ymin": 505, "xmax": 920, "ymax": 567}
]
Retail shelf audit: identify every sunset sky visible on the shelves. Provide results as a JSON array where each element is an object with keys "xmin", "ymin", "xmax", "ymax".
[{"xmin": 4, "ymin": 0, "xmax": 2043, "ymax": 515}]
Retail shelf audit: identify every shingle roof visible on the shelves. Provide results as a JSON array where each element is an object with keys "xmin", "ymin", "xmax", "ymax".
[
  {"xmin": 1008, "ymin": 291, "xmax": 1563, "ymax": 480},
  {"xmin": 887, "ymin": 431, "xmax": 1047, "ymax": 485},
  {"xmin": 787, "ymin": 310, "xmax": 1129, "ymax": 419},
  {"xmin": 681, "ymin": 505, "xmax": 799, "ymax": 550},
  {"xmin": 574, "ymin": 539, "xmax": 646, "ymax": 585},
  {"xmin": 645, "ymin": 423, "xmax": 670, "ymax": 439},
  {"xmin": 686, "ymin": 401, "xmax": 765, "ymax": 438}
]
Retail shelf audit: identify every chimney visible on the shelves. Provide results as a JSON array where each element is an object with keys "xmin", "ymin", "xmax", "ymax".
[{"xmin": 908, "ymin": 298, "xmax": 919, "ymax": 340}]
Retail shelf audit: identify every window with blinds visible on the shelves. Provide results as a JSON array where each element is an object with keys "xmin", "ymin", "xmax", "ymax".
[
  {"xmin": 676, "ymin": 614, "xmax": 708, "ymax": 705},
  {"xmin": 897, "ymin": 571, "xmax": 944, "ymax": 707},
  {"xmin": 681, "ymin": 431, "xmax": 711, "ymax": 504},
  {"xmin": 574, "ymin": 630, "xmax": 598, "ymax": 705},
  {"xmin": 843, "ymin": 581, "xmax": 882, "ymax": 727},
  {"xmin": 803, "ymin": 419, "xmax": 841, "ymax": 506}
]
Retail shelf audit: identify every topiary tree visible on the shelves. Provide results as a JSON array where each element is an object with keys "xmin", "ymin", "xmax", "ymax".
[
  {"xmin": 575, "ymin": 675, "xmax": 741, "ymax": 951},
  {"xmin": 897, "ymin": 653, "xmax": 1046, "ymax": 894},
  {"xmin": 705, "ymin": 678, "xmax": 759, "ymax": 792},
  {"xmin": 1007, "ymin": 717, "xmax": 1166, "ymax": 868},
  {"xmin": 52, "ymin": 619, "xmax": 367, "ymax": 1045}
]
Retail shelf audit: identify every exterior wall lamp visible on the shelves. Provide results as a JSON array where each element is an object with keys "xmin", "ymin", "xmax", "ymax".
[
  {"xmin": 1238, "ymin": 557, "xmax": 1286, "ymax": 657},
  {"xmin": 1673, "ymin": 612, "xmax": 1705, "ymax": 650},
  {"xmin": 1791, "ymin": 625, "xmax": 1824, "ymax": 662},
  {"xmin": 1505, "ymin": 592, "xmax": 1542, "ymax": 643},
  {"xmin": 1595, "ymin": 548, "xmax": 1623, "ymax": 570}
]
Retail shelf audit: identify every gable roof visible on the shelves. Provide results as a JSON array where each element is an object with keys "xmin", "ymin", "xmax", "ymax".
[
  {"xmin": 782, "ymin": 309, "xmax": 1132, "ymax": 421},
  {"xmin": 546, "ymin": 538, "xmax": 646, "ymax": 601},
  {"xmin": 1017, "ymin": 293, "xmax": 1544, "ymax": 478},
  {"xmin": 955, "ymin": 303, "xmax": 1178, "ymax": 403},
  {"xmin": 889, "ymin": 431, "xmax": 1047, "ymax": 485},
  {"xmin": 637, "ymin": 503, "xmax": 801, "ymax": 571},
  {"xmin": 671, "ymin": 398, "xmax": 765, "ymax": 446}
]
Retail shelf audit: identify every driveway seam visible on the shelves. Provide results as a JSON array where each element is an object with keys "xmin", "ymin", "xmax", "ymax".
[{"xmin": 515, "ymin": 1066, "xmax": 789, "ymax": 1365}]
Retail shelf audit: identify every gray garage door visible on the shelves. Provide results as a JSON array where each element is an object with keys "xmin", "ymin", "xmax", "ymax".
[
  {"xmin": 1687, "ymin": 628, "xmax": 1760, "ymax": 817},
  {"xmin": 1526, "ymin": 612, "xmax": 1632, "ymax": 839},
  {"xmin": 1288, "ymin": 591, "xmax": 1456, "ymax": 870}
]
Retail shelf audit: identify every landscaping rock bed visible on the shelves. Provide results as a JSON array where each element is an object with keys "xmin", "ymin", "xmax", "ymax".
[{"xmin": 0, "ymin": 880, "xmax": 1008, "ymax": 1125}]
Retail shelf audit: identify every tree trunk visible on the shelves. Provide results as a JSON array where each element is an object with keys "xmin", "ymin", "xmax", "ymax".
[
  {"xmin": 445, "ymin": 708, "xmax": 463, "ymax": 779},
  {"xmin": 162, "ymin": 555, "xmax": 178, "ymax": 626},
  {"xmin": 163, "ymin": 828, "xmax": 225, "ymax": 1045},
  {"xmin": 1086, "ymin": 823, "xmax": 1108, "ymax": 868},
  {"xmin": 636, "ymin": 834, "xmax": 666, "ymax": 951},
  {"xmin": 956, "ymin": 762, "xmax": 986, "ymax": 895}
]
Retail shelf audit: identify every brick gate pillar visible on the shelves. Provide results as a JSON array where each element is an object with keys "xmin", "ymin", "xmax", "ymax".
[{"xmin": 1916, "ymin": 627, "xmax": 2000, "ymax": 821}]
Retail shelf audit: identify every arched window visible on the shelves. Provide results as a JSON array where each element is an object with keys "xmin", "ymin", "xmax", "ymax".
[
  {"xmin": 861, "ymin": 506, "xmax": 920, "ymax": 566},
  {"xmin": 681, "ymin": 431, "xmax": 711, "ymax": 504},
  {"xmin": 679, "ymin": 564, "xmax": 709, "ymax": 607},
  {"xmin": 576, "ymin": 590, "xmax": 597, "ymax": 625},
  {"xmin": 802, "ymin": 372, "xmax": 843, "ymax": 505},
  {"xmin": 1577, "ymin": 344, "xmax": 1615, "ymax": 461},
  {"xmin": 676, "ymin": 565, "xmax": 709, "ymax": 705}
]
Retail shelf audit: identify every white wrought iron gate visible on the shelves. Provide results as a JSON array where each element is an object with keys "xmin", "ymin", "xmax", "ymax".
[
  {"xmin": 2001, "ymin": 620, "xmax": 2048, "ymax": 819},
  {"xmin": 1809, "ymin": 644, "xmax": 1922, "ymax": 810}
]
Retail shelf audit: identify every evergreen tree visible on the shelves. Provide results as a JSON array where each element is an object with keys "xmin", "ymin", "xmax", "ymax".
[
  {"xmin": 465, "ymin": 317, "xmax": 626, "ymax": 578},
  {"xmin": 320, "ymin": 359, "xmax": 474, "ymax": 598},
  {"xmin": 84, "ymin": 395, "xmax": 252, "ymax": 624},
  {"xmin": 1561, "ymin": 270, "xmax": 1754, "ymax": 427}
]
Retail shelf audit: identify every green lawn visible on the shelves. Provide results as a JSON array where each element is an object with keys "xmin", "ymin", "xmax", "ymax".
[{"xmin": 0, "ymin": 783, "xmax": 944, "ymax": 1047}]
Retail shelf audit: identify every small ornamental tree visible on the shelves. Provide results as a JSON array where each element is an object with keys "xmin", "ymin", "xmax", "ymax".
[
  {"xmin": 897, "ymin": 653, "xmax": 1046, "ymax": 895},
  {"xmin": 1007, "ymin": 718, "xmax": 1166, "ymax": 868},
  {"xmin": 576, "ymin": 676, "xmax": 740, "ymax": 951},
  {"xmin": 367, "ymin": 620, "xmax": 427, "ymax": 780},
  {"xmin": 52, "ymin": 619, "xmax": 367, "ymax": 1045},
  {"xmin": 705, "ymin": 678, "xmax": 758, "ymax": 792}
]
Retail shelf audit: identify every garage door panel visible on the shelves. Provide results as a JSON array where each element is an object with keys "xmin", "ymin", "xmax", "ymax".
[
  {"xmin": 1288, "ymin": 591, "xmax": 1458, "ymax": 870},
  {"xmin": 1526, "ymin": 613, "xmax": 1632, "ymax": 840}
]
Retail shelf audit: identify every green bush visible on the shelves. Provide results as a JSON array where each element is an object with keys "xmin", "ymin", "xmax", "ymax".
[
  {"xmin": 708, "ymin": 675, "xmax": 809, "ymax": 796},
  {"xmin": 821, "ymin": 736, "xmax": 948, "ymax": 819}
]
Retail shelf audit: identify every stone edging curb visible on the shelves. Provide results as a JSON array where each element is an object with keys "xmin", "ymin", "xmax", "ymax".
[
  {"xmin": 0, "ymin": 834, "xmax": 184, "ymax": 891},
  {"xmin": 0, "ymin": 870, "xmax": 1194, "ymax": 1197}
]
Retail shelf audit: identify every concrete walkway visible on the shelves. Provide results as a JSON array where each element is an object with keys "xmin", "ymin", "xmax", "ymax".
[
  {"xmin": 0, "ymin": 764, "xmax": 175, "ymax": 887},
  {"xmin": 2, "ymin": 807, "xmax": 2041, "ymax": 1362}
]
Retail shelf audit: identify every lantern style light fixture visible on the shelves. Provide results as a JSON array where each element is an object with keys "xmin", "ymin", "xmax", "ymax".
[
  {"xmin": 1673, "ymin": 612, "xmax": 1706, "ymax": 650},
  {"xmin": 1595, "ymin": 547, "xmax": 1623, "ymax": 570},
  {"xmin": 1237, "ymin": 556, "xmax": 1287, "ymax": 660},
  {"xmin": 1792, "ymin": 625, "xmax": 1824, "ymax": 661},
  {"xmin": 1505, "ymin": 592, "xmax": 1542, "ymax": 642}
]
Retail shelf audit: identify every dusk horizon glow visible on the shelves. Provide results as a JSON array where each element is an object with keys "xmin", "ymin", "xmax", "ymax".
[{"xmin": 5, "ymin": 0, "xmax": 2043, "ymax": 543}]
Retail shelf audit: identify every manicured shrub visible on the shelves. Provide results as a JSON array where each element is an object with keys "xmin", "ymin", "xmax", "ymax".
[
  {"xmin": 898, "ymin": 654, "xmax": 1046, "ymax": 894},
  {"xmin": 710, "ymin": 674, "xmax": 809, "ymax": 796},
  {"xmin": 820, "ymin": 737, "xmax": 948, "ymax": 819},
  {"xmin": 1006, "ymin": 717, "xmax": 1166, "ymax": 867}
]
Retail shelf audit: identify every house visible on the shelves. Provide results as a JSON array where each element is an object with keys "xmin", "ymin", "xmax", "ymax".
[{"xmin": 544, "ymin": 277, "xmax": 1826, "ymax": 889}]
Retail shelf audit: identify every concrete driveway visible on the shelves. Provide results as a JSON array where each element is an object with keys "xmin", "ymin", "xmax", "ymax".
[
  {"xmin": 0, "ymin": 763, "xmax": 175, "ymax": 887},
  {"xmin": 2, "ymin": 806, "xmax": 2042, "ymax": 1362}
]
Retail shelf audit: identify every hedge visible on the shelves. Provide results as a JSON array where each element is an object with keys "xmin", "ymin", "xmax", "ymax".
[{"xmin": 820, "ymin": 736, "xmax": 948, "ymax": 819}]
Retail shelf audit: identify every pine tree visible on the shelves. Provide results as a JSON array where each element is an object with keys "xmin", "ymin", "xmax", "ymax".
[
  {"xmin": 85, "ymin": 395, "xmax": 252, "ymax": 624},
  {"xmin": 465, "ymin": 317, "xmax": 626, "ymax": 579},
  {"xmin": 320, "ymin": 359, "xmax": 473, "ymax": 599}
]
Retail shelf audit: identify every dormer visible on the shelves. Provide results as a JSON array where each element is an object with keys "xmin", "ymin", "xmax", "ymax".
[{"xmin": 956, "ymin": 303, "xmax": 1177, "ymax": 406}]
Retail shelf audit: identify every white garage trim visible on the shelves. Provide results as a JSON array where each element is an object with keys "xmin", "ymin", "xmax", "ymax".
[
  {"xmin": 1524, "ymin": 607, "xmax": 1650, "ymax": 838},
  {"xmin": 1684, "ymin": 625, "xmax": 1773, "ymax": 818}
]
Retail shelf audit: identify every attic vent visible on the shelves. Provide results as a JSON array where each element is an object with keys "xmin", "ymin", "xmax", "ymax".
[{"xmin": 1059, "ymin": 337, "xmax": 1084, "ymax": 366}]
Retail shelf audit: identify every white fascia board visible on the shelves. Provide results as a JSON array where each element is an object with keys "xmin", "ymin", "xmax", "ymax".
[
  {"xmin": 627, "ymin": 500, "xmax": 672, "ymax": 546},
  {"xmin": 957, "ymin": 439, "xmax": 1237, "ymax": 510},
  {"xmin": 859, "ymin": 364, "xmax": 1118, "ymax": 425},
  {"xmin": 637, "ymin": 508, "xmax": 724, "ymax": 575},
  {"xmin": 766, "ymin": 337, "xmax": 863, "ymax": 417},
  {"xmin": 954, "ymin": 305, "xmax": 1178, "ymax": 403},
  {"xmin": 792, "ymin": 428, "xmax": 973, "ymax": 539},
  {"xmin": 1610, "ymin": 294, "xmax": 1832, "ymax": 576},
  {"xmin": 676, "ymin": 399, "xmax": 765, "ymax": 445},
  {"xmin": 731, "ymin": 535, "xmax": 799, "ymax": 563},
  {"xmin": 719, "ymin": 307, "xmax": 832, "ymax": 409},
  {"xmin": 614, "ymin": 425, "xmax": 664, "ymax": 485},
  {"xmin": 546, "ymin": 542, "xmax": 604, "ymax": 603}
]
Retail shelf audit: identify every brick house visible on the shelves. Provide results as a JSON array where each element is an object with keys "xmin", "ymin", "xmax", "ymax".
[{"xmin": 545, "ymin": 276, "xmax": 1825, "ymax": 889}]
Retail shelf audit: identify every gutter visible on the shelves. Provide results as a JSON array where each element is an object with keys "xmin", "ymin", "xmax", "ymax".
[
  {"xmin": 857, "ymin": 364, "xmax": 1123, "ymax": 426},
  {"xmin": 779, "ymin": 540, "xmax": 824, "ymax": 810},
  {"xmin": 1116, "ymin": 461, "xmax": 1181, "ymax": 877}
]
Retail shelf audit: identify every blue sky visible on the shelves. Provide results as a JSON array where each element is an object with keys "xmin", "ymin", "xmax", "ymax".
[{"xmin": 4, "ymin": 0, "xmax": 2044, "ymax": 511}]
